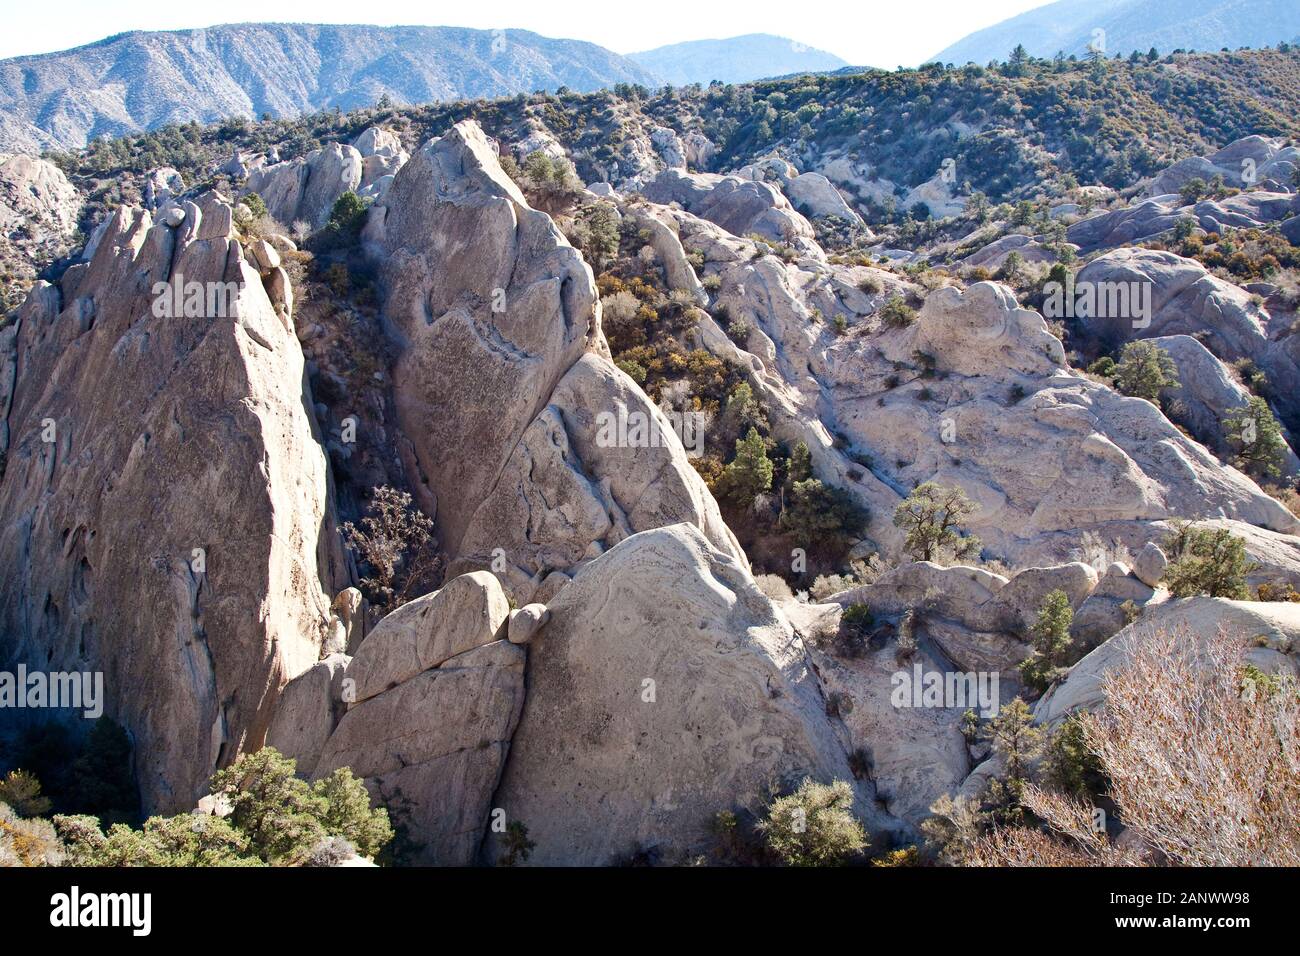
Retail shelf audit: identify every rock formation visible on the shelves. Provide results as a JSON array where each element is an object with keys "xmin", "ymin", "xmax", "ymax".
[
  {"xmin": 244, "ymin": 143, "xmax": 363, "ymax": 229},
  {"xmin": 0, "ymin": 193, "xmax": 344, "ymax": 811},
  {"xmin": 364, "ymin": 120, "xmax": 744, "ymax": 602},
  {"xmin": 487, "ymin": 524, "xmax": 896, "ymax": 865},
  {"xmin": 0, "ymin": 154, "xmax": 81, "ymax": 308}
]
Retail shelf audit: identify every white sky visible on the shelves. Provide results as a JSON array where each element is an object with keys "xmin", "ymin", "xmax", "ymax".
[{"xmin": 0, "ymin": 0, "xmax": 1053, "ymax": 67}]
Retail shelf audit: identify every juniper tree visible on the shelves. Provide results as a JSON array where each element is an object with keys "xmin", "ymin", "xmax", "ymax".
[
  {"xmin": 1112, "ymin": 340, "xmax": 1179, "ymax": 402},
  {"xmin": 893, "ymin": 482, "xmax": 981, "ymax": 563}
]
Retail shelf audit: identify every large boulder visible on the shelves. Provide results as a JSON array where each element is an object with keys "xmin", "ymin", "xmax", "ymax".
[
  {"xmin": 243, "ymin": 143, "xmax": 363, "ymax": 229},
  {"xmin": 265, "ymin": 654, "xmax": 351, "ymax": 778},
  {"xmin": 734, "ymin": 156, "xmax": 868, "ymax": 231},
  {"xmin": 314, "ymin": 640, "xmax": 525, "ymax": 865},
  {"xmin": 642, "ymin": 168, "xmax": 818, "ymax": 251},
  {"xmin": 1152, "ymin": 334, "xmax": 1299, "ymax": 471},
  {"xmin": 353, "ymin": 127, "xmax": 408, "ymax": 191},
  {"xmin": 486, "ymin": 524, "xmax": 894, "ymax": 865},
  {"xmin": 345, "ymin": 571, "xmax": 510, "ymax": 704}
]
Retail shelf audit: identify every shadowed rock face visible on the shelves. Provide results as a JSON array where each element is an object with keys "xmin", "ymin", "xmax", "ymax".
[
  {"xmin": 367, "ymin": 120, "xmax": 745, "ymax": 602},
  {"xmin": 0, "ymin": 196, "xmax": 343, "ymax": 812}
]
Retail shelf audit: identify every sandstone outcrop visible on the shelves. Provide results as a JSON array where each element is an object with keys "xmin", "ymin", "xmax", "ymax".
[
  {"xmin": 1069, "ymin": 190, "xmax": 1300, "ymax": 251},
  {"xmin": 487, "ymin": 524, "xmax": 896, "ymax": 865},
  {"xmin": 273, "ymin": 571, "xmax": 524, "ymax": 865},
  {"xmin": 243, "ymin": 142, "xmax": 363, "ymax": 229},
  {"xmin": 735, "ymin": 156, "xmax": 868, "ymax": 231},
  {"xmin": 642, "ymin": 168, "xmax": 820, "ymax": 254},
  {"xmin": 265, "ymin": 653, "xmax": 351, "ymax": 777},
  {"xmin": 1146, "ymin": 136, "xmax": 1300, "ymax": 198},
  {"xmin": 1075, "ymin": 247, "xmax": 1300, "ymax": 427},
  {"xmin": 365, "ymin": 120, "xmax": 745, "ymax": 601},
  {"xmin": 0, "ymin": 195, "xmax": 343, "ymax": 811},
  {"xmin": 315, "ymin": 639, "xmax": 525, "ymax": 865}
]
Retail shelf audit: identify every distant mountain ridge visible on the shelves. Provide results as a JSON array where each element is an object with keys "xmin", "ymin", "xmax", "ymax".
[
  {"xmin": 933, "ymin": 0, "xmax": 1300, "ymax": 65},
  {"xmin": 0, "ymin": 24, "xmax": 847, "ymax": 154},
  {"xmin": 0, "ymin": 23, "xmax": 661, "ymax": 152},
  {"xmin": 630, "ymin": 34, "xmax": 849, "ymax": 85}
]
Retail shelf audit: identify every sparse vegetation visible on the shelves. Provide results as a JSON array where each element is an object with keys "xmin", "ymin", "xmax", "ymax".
[
  {"xmin": 1161, "ymin": 522, "xmax": 1255, "ymax": 599},
  {"xmin": 757, "ymin": 778, "xmax": 868, "ymax": 867},
  {"xmin": 893, "ymin": 482, "xmax": 981, "ymax": 564},
  {"xmin": 341, "ymin": 485, "xmax": 441, "ymax": 611}
]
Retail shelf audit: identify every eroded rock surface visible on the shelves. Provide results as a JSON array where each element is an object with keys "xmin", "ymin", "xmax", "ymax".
[
  {"xmin": 487, "ymin": 524, "xmax": 895, "ymax": 865},
  {"xmin": 0, "ymin": 197, "xmax": 341, "ymax": 811}
]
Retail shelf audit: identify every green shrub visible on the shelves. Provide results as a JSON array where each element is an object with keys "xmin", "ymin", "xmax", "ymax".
[
  {"xmin": 757, "ymin": 778, "xmax": 867, "ymax": 866},
  {"xmin": 1113, "ymin": 340, "xmax": 1179, "ymax": 402},
  {"xmin": 497, "ymin": 821, "xmax": 536, "ymax": 866},
  {"xmin": 53, "ymin": 747, "xmax": 391, "ymax": 866},
  {"xmin": 1161, "ymin": 523, "xmax": 1255, "ymax": 598},
  {"xmin": 1042, "ymin": 713, "xmax": 1107, "ymax": 801},
  {"xmin": 879, "ymin": 296, "xmax": 917, "ymax": 329},
  {"xmin": 0, "ymin": 770, "xmax": 52, "ymax": 818},
  {"xmin": 242, "ymin": 191, "xmax": 268, "ymax": 221},
  {"xmin": 778, "ymin": 478, "xmax": 869, "ymax": 554}
]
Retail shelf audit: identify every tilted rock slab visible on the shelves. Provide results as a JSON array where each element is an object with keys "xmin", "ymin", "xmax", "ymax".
[
  {"xmin": 0, "ymin": 197, "xmax": 342, "ymax": 811},
  {"xmin": 312, "ymin": 571, "xmax": 521, "ymax": 865},
  {"xmin": 366, "ymin": 120, "xmax": 744, "ymax": 601}
]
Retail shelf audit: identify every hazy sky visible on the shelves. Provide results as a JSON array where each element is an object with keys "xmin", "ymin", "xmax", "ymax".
[{"xmin": 0, "ymin": 0, "xmax": 1053, "ymax": 66}]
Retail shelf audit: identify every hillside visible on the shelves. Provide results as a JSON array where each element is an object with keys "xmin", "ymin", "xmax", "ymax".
[
  {"xmin": 3, "ymin": 36, "xmax": 1300, "ymax": 877},
  {"xmin": 0, "ymin": 23, "xmax": 660, "ymax": 153},
  {"xmin": 934, "ymin": 0, "xmax": 1300, "ymax": 65},
  {"xmin": 630, "ymin": 34, "xmax": 849, "ymax": 85}
]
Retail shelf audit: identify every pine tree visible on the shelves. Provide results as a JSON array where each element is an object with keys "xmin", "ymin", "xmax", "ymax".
[
  {"xmin": 893, "ymin": 482, "xmax": 981, "ymax": 563},
  {"xmin": 1017, "ymin": 589, "xmax": 1075, "ymax": 693},
  {"xmin": 1224, "ymin": 396, "xmax": 1286, "ymax": 479},
  {"xmin": 716, "ymin": 427, "xmax": 773, "ymax": 507},
  {"xmin": 1113, "ymin": 340, "xmax": 1179, "ymax": 402}
]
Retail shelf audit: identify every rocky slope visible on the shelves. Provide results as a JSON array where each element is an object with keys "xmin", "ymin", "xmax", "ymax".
[{"xmin": 5, "ymin": 51, "xmax": 1300, "ymax": 864}]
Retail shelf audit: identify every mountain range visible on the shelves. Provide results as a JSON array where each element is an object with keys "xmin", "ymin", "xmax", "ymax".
[
  {"xmin": 629, "ymin": 33, "xmax": 847, "ymax": 85},
  {"xmin": 934, "ymin": 0, "xmax": 1300, "ymax": 65},
  {"xmin": 0, "ymin": 24, "xmax": 845, "ymax": 153}
]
